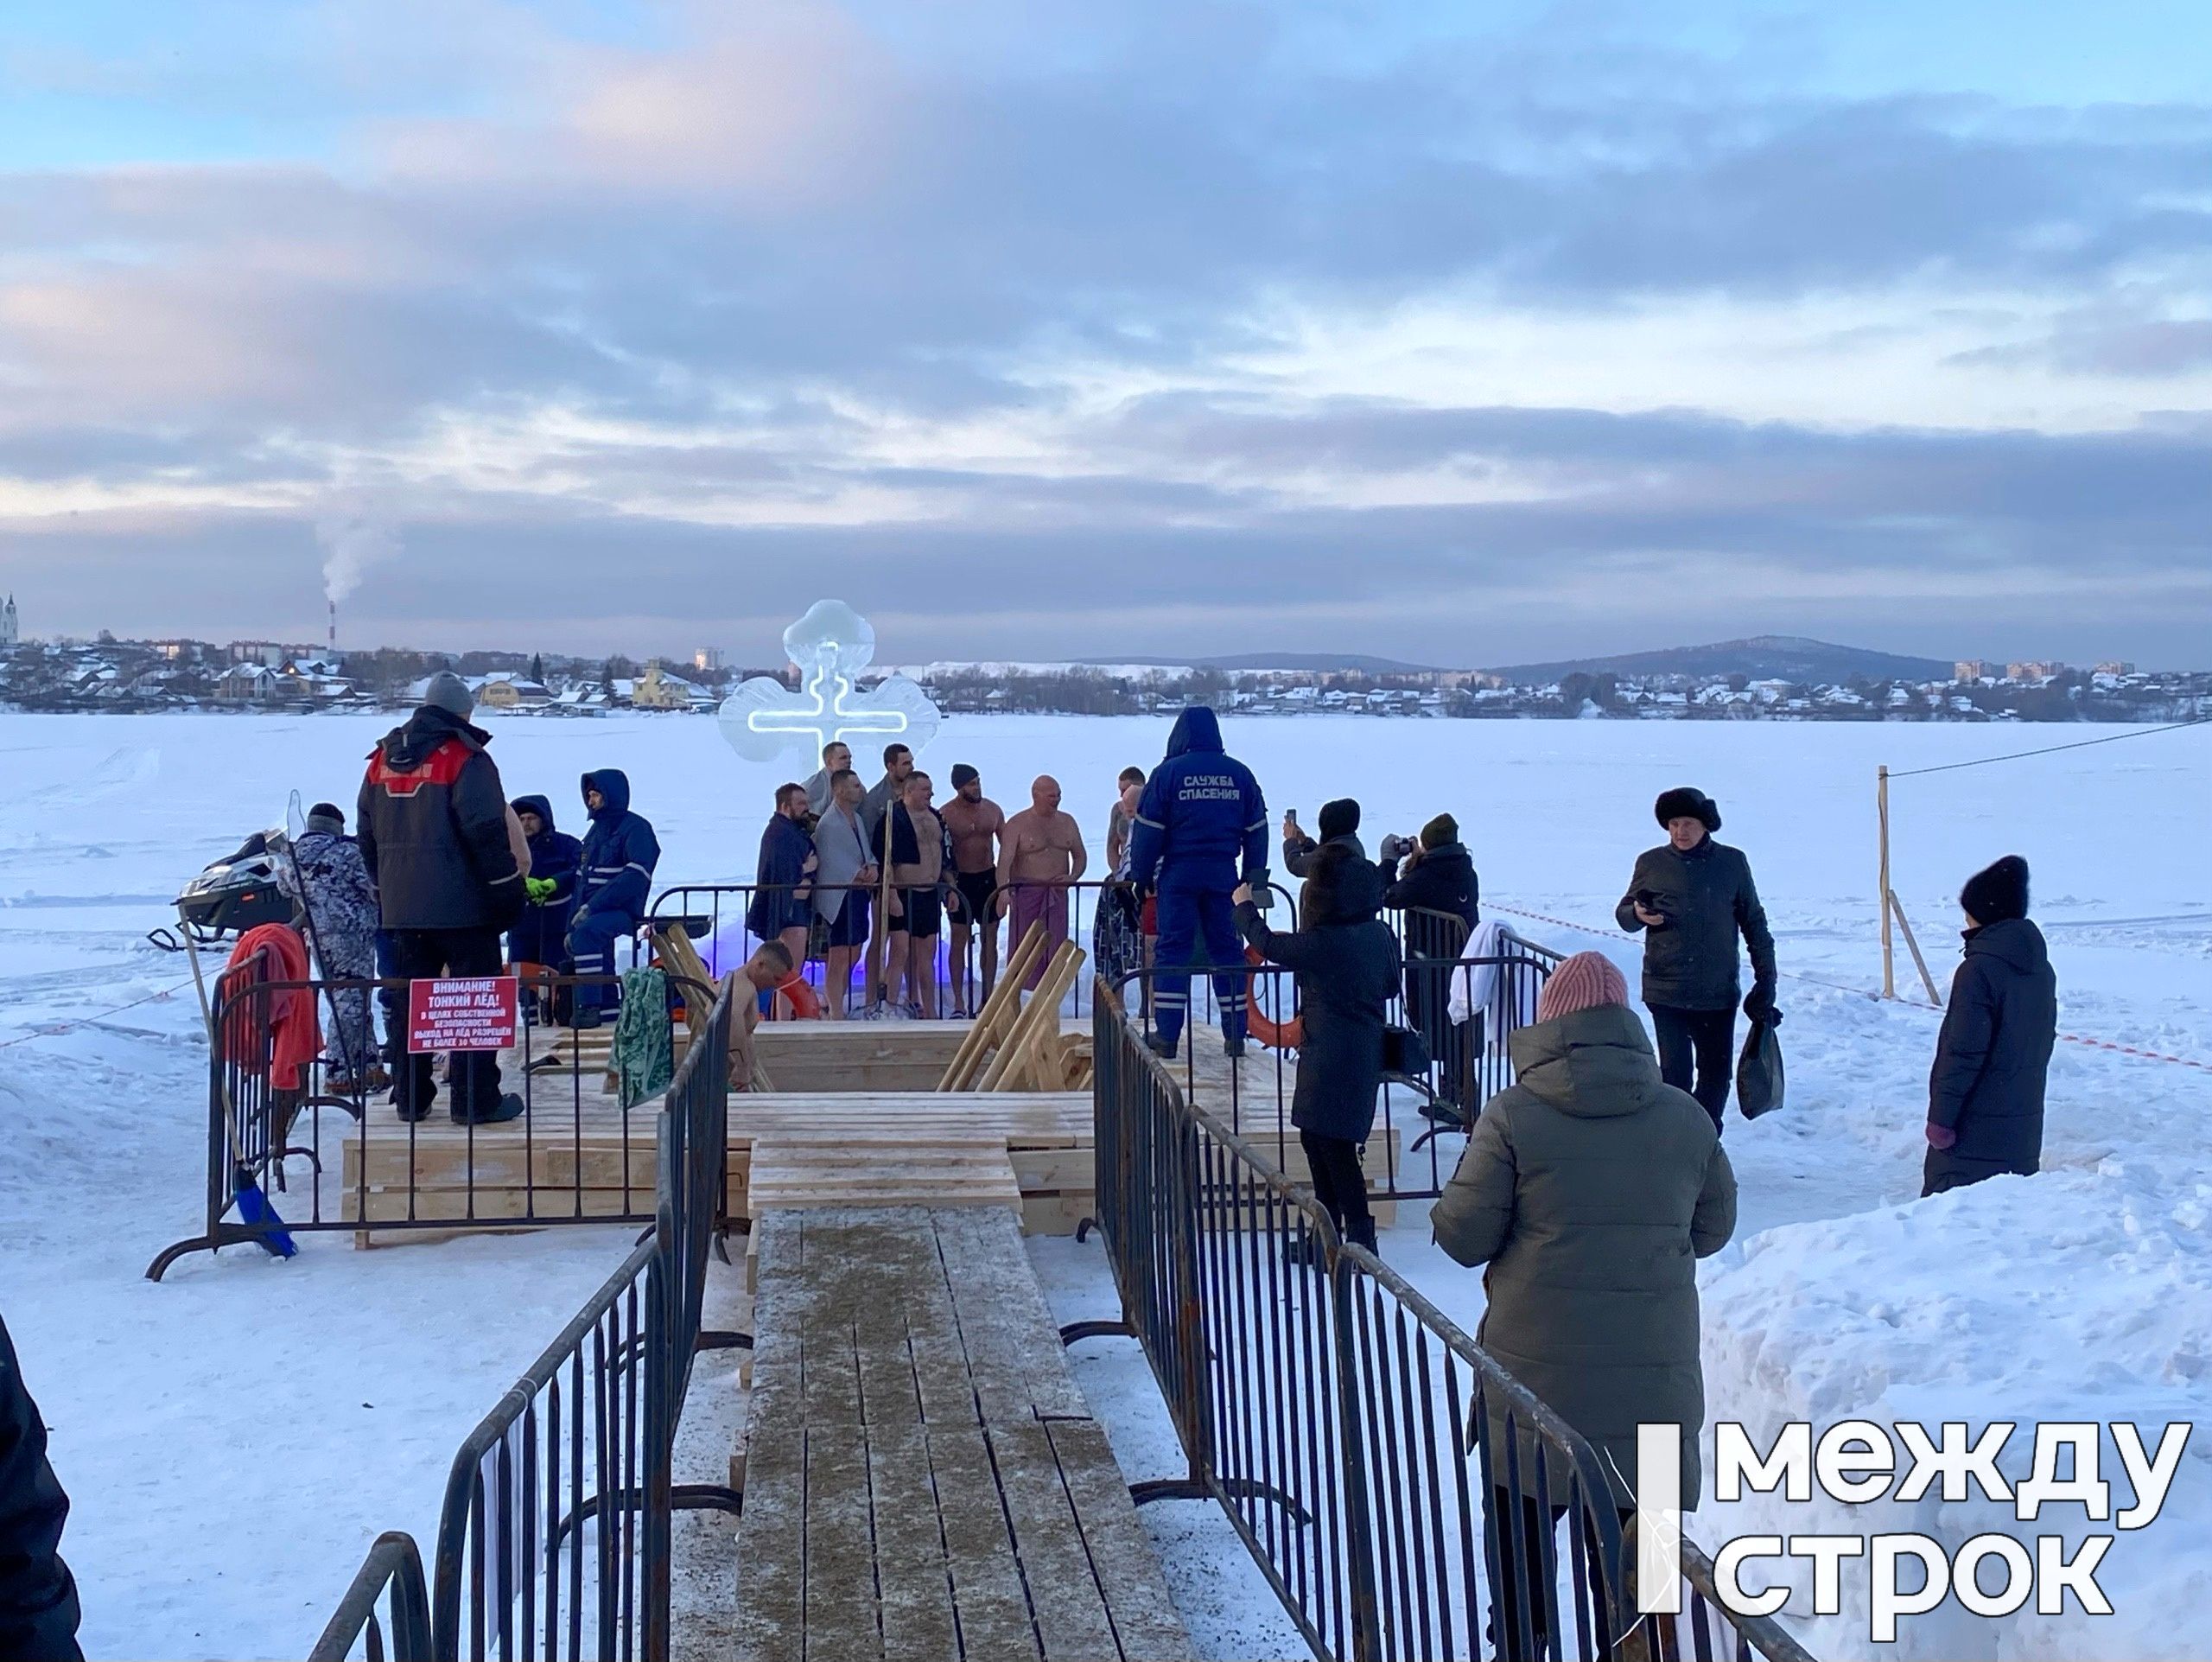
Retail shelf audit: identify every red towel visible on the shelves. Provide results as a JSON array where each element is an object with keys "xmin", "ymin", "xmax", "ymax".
[{"xmin": 225, "ymin": 924, "xmax": 322, "ymax": 1092}]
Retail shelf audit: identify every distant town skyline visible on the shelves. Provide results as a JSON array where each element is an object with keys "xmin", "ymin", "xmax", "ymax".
[
  {"xmin": 2, "ymin": 595, "xmax": 2200, "ymax": 678},
  {"xmin": 2, "ymin": 3, "xmax": 2208, "ymax": 663}
]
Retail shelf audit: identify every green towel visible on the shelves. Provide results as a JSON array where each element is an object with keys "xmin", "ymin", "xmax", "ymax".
[{"xmin": 612, "ymin": 966, "xmax": 674, "ymax": 1108}]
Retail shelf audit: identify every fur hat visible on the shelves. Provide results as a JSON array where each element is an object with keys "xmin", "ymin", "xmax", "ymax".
[
  {"xmin": 305, "ymin": 802, "xmax": 346, "ymax": 836},
  {"xmin": 1654, "ymin": 786, "xmax": 1721, "ymax": 831},
  {"xmin": 950, "ymin": 763, "xmax": 979, "ymax": 788},
  {"xmin": 421, "ymin": 671, "xmax": 474, "ymax": 720},
  {"xmin": 1318, "ymin": 798, "xmax": 1362, "ymax": 841},
  {"xmin": 1421, "ymin": 812, "xmax": 1459, "ymax": 850},
  {"xmin": 1536, "ymin": 952, "xmax": 1630, "ymax": 1022},
  {"xmin": 1961, "ymin": 855, "xmax": 2030, "ymax": 926}
]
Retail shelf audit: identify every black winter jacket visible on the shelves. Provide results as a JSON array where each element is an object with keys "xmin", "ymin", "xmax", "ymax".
[
  {"xmin": 0, "ymin": 1316, "xmax": 80, "ymax": 1662},
  {"xmin": 1236, "ymin": 863, "xmax": 1399, "ymax": 1143},
  {"xmin": 1924, "ymin": 919, "xmax": 2056, "ymax": 1196},
  {"xmin": 1380, "ymin": 841, "xmax": 1478, "ymax": 932},
  {"xmin": 1615, "ymin": 837, "xmax": 1775, "ymax": 1011},
  {"xmin": 357, "ymin": 707, "xmax": 524, "ymax": 933},
  {"xmin": 1284, "ymin": 830, "xmax": 1364, "ymax": 880}
]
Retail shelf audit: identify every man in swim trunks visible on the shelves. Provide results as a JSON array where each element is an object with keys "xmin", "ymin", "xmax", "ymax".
[
  {"xmin": 998, "ymin": 775, "xmax": 1088, "ymax": 991},
  {"xmin": 887, "ymin": 771, "xmax": 950, "ymax": 1018},
  {"xmin": 938, "ymin": 763, "xmax": 1006, "ymax": 1016}
]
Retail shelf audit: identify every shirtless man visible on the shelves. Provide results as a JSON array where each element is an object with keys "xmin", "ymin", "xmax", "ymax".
[
  {"xmin": 887, "ymin": 771, "xmax": 948, "ymax": 1018},
  {"xmin": 728, "ymin": 941, "xmax": 801, "ymax": 1090},
  {"xmin": 938, "ymin": 763, "xmax": 1005, "ymax": 1016},
  {"xmin": 996, "ymin": 775, "xmax": 1087, "ymax": 990}
]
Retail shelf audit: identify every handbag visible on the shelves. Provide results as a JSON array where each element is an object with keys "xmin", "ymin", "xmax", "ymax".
[
  {"xmin": 1736, "ymin": 1018, "xmax": 1785, "ymax": 1119},
  {"xmin": 1382, "ymin": 1022, "xmax": 1432, "ymax": 1079}
]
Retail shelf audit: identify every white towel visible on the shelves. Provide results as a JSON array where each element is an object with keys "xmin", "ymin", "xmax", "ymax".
[{"xmin": 1448, "ymin": 919, "xmax": 1541, "ymax": 1054}]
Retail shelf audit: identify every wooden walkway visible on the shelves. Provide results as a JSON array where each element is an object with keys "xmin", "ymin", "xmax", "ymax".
[
  {"xmin": 735, "ymin": 1207, "xmax": 1192, "ymax": 1662},
  {"xmin": 338, "ymin": 1021, "xmax": 1098, "ymax": 1237},
  {"xmin": 1167, "ymin": 1022, "xmax": 1404, "ymax": 1225}
]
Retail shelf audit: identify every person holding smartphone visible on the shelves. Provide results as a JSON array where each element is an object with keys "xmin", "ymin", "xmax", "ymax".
[{"xmin": 1616, "ymin": 786, "xmax": 1777, "ymax": 1129}]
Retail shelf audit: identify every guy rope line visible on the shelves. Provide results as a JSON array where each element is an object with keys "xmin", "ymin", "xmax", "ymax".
[
  {"xmin": 1885, "ymin": 715, "xmax": 2209, "ymax": 780},
  {"xmin": 0, "ymin": 977, "xmax": 194, "ymax": 1051},
  {"xmin": 1484, "ymin": 902, "xmax": 2212, "ymax": 1075}
]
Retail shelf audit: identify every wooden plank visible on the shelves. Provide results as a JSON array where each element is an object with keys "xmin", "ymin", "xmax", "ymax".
[
  {"xmin": 1043, "ymin": 1418, "xmax": 1197, "ymax": 1661},
  {"xmin": 933, "ymin": 1209, "xmax": 1090, "ymax": 1423},
  {"xmin": 865, "ymin": 1417, "xmax": 960, "ymax": 1660},
  {"xmin": 980, "ymin": 945, "xmax": 1083, "ymax": 1092},
  {"xmin": 1019, "ymin": 1194, "xmax": 1093, "ymax": 1238},
  {"xmin": 1005, "ymin": 1149, "xmax": 1096, "ymax": 1192},
  {"xmin": 923, "ymin": 1418, "xmax": 1042, "ymax": 1659},
  {"xmin": 988, "ymin": 1417, "xmax": 1122, "ymax": 1662},
  {"xmin": 352, "ymin": 1141, "xmax": 659, "ymax": 1188},
  {"xmin": 797, "ymin": 1213, "xmax": 864, "ymax": 1425},
  {"xmin": 750, "ymin": 1137, "xmax": 1023, "ymax": 1215},
  {"xmin": 804, "ymin": 1427, "xmax": 886, "ymax": 1660},
  {"xmin": 731, "ymin": 1415, "xmax": 807, "ymax": 1662},
  {"xmin": 938, "ymin": 923, "xmax": 1047, "ymax": 1090},
  {"xmin": 746, "ymin": 1215, "xmax": 804, "ymax": 1421},
  {"xmin": 341, "ymin": 1187, "xmax": 645, "ymax": 1224}
]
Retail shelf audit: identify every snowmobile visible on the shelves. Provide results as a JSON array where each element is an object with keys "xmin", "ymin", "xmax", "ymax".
[{"xmin": 174, "ymin": 829, "xmax": 296, "ymax": 939}]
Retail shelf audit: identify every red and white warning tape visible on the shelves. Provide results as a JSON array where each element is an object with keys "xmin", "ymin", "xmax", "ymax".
[{"xmin": 1486, "ymin": 903, "xmax": 2212, "ymax": 1075}]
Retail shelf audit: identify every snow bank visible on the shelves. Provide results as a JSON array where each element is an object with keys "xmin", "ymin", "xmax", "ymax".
[
  {"xmin": 2, "ymin": 710, "xmax": 2203, "ymax": 1658},
  {"xmin": 1697, "ymin": 1160, "xmax": 2212, "ymax": 1659}
]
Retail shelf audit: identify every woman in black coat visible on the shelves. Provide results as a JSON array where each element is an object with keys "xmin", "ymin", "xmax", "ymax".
[
  {"xmin": 1924, "ymin": 856, "xmax": 2057, "ymax": 1197},
  {"xmin": 1236, "ymin": 844, "xmax": 1400, "ymax": 1251}
]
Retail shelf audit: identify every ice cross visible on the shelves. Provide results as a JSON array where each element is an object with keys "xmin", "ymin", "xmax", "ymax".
[
  {"xmin": 717, "ymin": 599, "xmax": 942, "ymax": 767},
  {"xmin": 747, "ymin": 658, "xmax": 909, "ymax": 753}
]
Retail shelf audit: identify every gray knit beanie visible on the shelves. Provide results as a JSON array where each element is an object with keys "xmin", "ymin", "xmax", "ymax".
[{"xmin": 422, "ymin": 672, "xmax": 474, "ymax": 720}]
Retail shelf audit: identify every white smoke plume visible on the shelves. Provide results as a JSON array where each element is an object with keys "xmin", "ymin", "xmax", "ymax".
[{"xmin": 315, "ymin": 513, "xmax": 400, "ymax": 604}]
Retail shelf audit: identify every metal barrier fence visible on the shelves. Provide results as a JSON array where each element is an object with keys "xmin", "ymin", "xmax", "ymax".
[
  {"xmin": 308, "ymin": 1533, "xmax": 432, "ymax": 1662},
  {"xmin": 649, "ymin": 876, "xmax": 1302, "ymax": 1022},
  {"xmin": 145, "ymin": 946, "xmax": 716, "ymax": 1279},
  {"xmin": 1090, "ymin": 988, "xmax": 1813, "ymax": 1662},
  {"xmin": 1120, "ymin": 924, "xmax": 1562, "ymax": 1203},
  {"xmin": 310, "ymin": 987, "xmax": 739, "ymax": 1662}
]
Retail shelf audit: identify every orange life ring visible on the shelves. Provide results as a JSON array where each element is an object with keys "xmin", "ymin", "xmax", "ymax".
[
  {"xmin": 1244, "ymin": 947, "xmax": 1304, "ymax": 1049},
  {"xmin": 776, "ymin": 972, "xmax": 823, "ymax": 1021}
]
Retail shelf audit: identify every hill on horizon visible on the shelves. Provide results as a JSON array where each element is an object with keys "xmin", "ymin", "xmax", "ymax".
[
  {"xmin": 1486, "ymin": 634, "xmax": 1957, "ymax": 685},
  {"xmin": 1086, "ymin": 651, "xmax": 1444, "ymax": 674}
]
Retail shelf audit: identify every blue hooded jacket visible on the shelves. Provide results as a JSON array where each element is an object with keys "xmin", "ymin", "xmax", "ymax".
[
  {"xmin": 512, "ymin": 794, "xmax": 582, "ymax": 907},
  {"xmin": 578, "ymin": 770, "xmax": 660, "ymax": 920},
  {"xmin": 1128, "ymin": 706, "xmax": 1268, "ymax": 892}
]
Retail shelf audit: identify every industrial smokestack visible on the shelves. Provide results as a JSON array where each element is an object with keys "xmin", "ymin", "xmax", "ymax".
[{"xmin": 328, "ymin": 599, "xmax": 337, "ymax": 652}]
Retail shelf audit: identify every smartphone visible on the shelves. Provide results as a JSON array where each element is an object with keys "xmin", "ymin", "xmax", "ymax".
[{"xmin": 1635, "ymin": 888, "xmax": 1660, "ymax": 909}]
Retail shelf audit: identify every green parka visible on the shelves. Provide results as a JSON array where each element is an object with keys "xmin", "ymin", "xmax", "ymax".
[{"xmin": 1432, "ymin": 1003, "xmax": 1737, "ymax": 1504}]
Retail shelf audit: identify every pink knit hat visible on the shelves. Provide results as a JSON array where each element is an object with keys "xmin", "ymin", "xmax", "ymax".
[{"xmin": 1536, "ymin": 952, "xmax": 1630, "ymax": 1022}]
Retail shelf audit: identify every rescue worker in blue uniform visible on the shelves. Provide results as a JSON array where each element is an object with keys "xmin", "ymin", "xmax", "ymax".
[
  {"xmin": 1128, "ymin": 705, "xmax": 1268, "ymax": 1060},
  {"xmin": 568, "ymin": 769, "xmax": 661, "ymax": 1027}
]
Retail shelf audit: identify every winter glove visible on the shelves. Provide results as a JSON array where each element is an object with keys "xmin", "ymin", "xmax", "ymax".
[
  {"xmin": 525, "ymin": 876, "xmax": 558, "ymax": 906},
  {"xmin": 1743, "ymin": 982, "xmax": 1780, "ymax": 1026},
  {"xmin": 1925, "ymin": 1121, "xmax": 1958, "ymax": 1151},
  {"xmin": 1378, "ymin": 832, "xmax": 1411, "ymax": 863}
]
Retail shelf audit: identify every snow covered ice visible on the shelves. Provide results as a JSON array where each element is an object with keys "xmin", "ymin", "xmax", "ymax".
[{"xmin": 1, "ymin": 710, "xmax": 2206, "ymax": 1658}]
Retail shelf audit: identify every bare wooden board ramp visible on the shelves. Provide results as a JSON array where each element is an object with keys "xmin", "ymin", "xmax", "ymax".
[{"xmin": 733, "ymin": 1206, "xmax": 1193, "ymax": 1661}]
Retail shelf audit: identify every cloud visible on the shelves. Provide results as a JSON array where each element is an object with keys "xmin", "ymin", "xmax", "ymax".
[{"xmin": 0, "ymin": 3, "xmax": 2208, "ymax": 664}]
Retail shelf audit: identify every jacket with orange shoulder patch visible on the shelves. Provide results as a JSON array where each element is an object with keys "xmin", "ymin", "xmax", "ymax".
[{"xmin": 356, "ymin": 706, "xmax": 523, "ymax": 932}]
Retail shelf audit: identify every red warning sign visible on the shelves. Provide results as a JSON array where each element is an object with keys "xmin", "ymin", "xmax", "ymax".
[{"xmin": 406, "ymin": 975, "xmax": 519, "ymax": 1054}]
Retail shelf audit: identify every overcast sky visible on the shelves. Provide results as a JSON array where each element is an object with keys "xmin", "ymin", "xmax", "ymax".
[{"xmin": 1, "ymin": 0, "xmax": 2207, "ymax": 668}]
